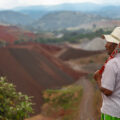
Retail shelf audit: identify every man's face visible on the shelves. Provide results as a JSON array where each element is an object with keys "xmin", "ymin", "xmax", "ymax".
[{"xmin": 105, "ymin": 42, "xmax": 117, "ymax": 55}]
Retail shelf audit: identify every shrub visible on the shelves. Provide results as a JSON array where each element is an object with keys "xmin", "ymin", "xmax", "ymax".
[
  {"xmin": 42, "ymin": 85, "xmax": 83, "ymax": 119},
  {"xmin": 0, "ymin": 77, "xmax": 33, "ymax": 120}
]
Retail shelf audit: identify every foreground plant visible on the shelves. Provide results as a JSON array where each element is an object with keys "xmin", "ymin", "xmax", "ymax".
[{"xmin": 0, "ymin": 77, "xmax": 33, "ymax": 120}]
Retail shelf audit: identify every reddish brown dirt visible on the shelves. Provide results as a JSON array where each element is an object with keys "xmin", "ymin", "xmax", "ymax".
[
  {"xmin": 0, "ymin": 47, "xmax": 43, "ymax": 115},
  {"xmin": 25, "ymin": 44, "xmax": 104, "ymax": 120},
  {"xmin": 0, "ymin": 25, "xmax": 36, "ymax": 43},
  {"xmin": 39, "ymin": 44, "xmax": 62, "ymax": 55},
  {"xmin": 59, "ymin": 47, "xmax": 104, "ymax": 61},
  {"xmin": 0, "ymin": 43, "xmax": 85, "ymax": 116},
  {"xmin": 24, "ymin": 43, "xmax": 86, "ymax": 80}
]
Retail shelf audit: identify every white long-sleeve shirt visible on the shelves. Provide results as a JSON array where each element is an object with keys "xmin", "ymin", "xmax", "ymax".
[{"xmin": 101, "ymin": 53, "xmax": 120, "ymax": 118}]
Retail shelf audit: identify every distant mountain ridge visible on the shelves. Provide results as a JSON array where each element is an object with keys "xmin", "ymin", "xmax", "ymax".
[
  {"xmin": 13, "ymin": 3, "xmax": 120, "ymax": 19},
  {"xmin": 13, "ymin": 3, "xmax": 104, "ymax": 19},
  {"xmin": 14, "ymin": 3, "xmax": 104, "ymax": 12},
  {"xmin": 0, "ymin": 3, "xmax": 120, "ymax": 32},
  {"xmin": 93, "ymin": 6, "xmax": 120, "ymax": 19},
  {"xmin": 30, "ymin": 11, "xmax": 107, "ymax": 31},
  {"xmin": 0, "ymin": 10, "xmax": 34, "ymax": 25}
]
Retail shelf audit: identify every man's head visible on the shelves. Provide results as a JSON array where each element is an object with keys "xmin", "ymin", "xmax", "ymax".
[
  {"xmin": 102, "ymin": 27, "xmax": 120, "ymax": 55},
  {"xmin": 105, "ymin": 42, "xmax": 117, "ymax": 55}
]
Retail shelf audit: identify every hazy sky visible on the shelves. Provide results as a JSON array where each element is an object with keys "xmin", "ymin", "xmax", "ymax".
[{"xmin": 0, "ymin": 0, "xmax": 119, "ymax": 9}]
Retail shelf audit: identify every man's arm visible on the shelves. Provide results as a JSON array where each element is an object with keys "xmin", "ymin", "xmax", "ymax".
[{"xmin": 94, "ymin": 70, "xmax": 113, "ymax": 96}]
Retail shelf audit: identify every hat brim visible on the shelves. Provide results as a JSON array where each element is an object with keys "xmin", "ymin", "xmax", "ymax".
[{"xmin": 103, "ymin": 35, "xmax": 119, "ymax": 44}]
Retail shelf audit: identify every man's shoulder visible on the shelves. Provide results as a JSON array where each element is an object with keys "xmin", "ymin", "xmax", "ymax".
[
  {"xmin": 106, "ymin": 56, "xmax": 120, "ymax": 71},
  {"xmin": 107, "ymin": 56, "xmax": 119, "ymax": 65}
]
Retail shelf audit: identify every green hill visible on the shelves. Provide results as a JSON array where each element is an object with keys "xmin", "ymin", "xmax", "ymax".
[{"xmin": 30, "ymin": 11, "xmax": 107, "ymax": 31}]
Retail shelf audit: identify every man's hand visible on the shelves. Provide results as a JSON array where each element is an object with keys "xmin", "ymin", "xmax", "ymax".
[
  {"xmin": 94, "ymin": 70, "xmax": 102, "ymax": 81},
  {"xmin": 94, "ymin": 70, "xmax": 113, "ymax": 96}
]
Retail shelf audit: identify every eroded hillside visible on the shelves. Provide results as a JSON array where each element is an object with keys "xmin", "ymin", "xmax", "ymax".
[{"xmin": 0, "ymin": 43, "xmax": 86, "ymax": 115}]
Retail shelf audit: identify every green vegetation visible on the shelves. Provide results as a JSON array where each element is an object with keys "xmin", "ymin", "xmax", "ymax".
[
  {"xmin": 42, "ymin": 85, "xmax": 83, "ymax": 120},
  {"xmin": 0, "ymin": 77, "xmax": 33, "ymax": 120},
  {"xmin": 58, "ymin": 28, "xmax": 111, "ymax": 43},
  {"xmin": 34, "ymin": 28, "xmax": 111, "ymax": 44},
  {"xmin": 14, "ymin": 28, "xmax": 112, "ymax": 44},
  {"xmin": 14, "ymin": 39, "xmax": 26, "ymax": 44}
]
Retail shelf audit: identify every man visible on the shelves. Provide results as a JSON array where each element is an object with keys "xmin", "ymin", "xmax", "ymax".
[{"xmin": 94, "ymin": 27, "xmax": 120, "ymax": 120}]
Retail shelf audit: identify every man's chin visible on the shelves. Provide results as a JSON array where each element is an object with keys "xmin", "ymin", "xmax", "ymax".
[{"xmin": 106, "ymin": 51, "xmax": 111, "ymax": 55}]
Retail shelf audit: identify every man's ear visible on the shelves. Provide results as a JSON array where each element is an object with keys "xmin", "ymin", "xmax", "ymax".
[{"xmin": 101, "ymin": 35, "xmax": 105, "ymax": 39}]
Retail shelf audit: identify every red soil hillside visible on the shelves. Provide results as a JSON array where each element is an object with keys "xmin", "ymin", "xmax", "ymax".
[
  {"xmin": 26, "ymin": 43, "xmax": 85, "ymax": 80},
  {"xmin": 0, "ymin": 25, "xmax": 35, "ymax": 43},
  {"xmin": 0, "ymin": 43, "xmax": 85, "ymax": 115},
  {"xmin": 39, "ymin": 44, "xmax": 62, "ymax": 55},
  {"xmin": 59, "ymin": 47, "xmax": 104, "ymax": 61}
]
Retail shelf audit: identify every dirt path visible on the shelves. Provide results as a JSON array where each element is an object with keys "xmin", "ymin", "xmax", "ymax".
[
  {"xmin": 26, "ymin": 77, "xmax": 96, "ymax": 120},
  {"xmin": 75, "ymin": 77, "xmax": 96, "ymax": 120},
  {"xmin": 26, "ymin": 115, "xmax": 53, "ymax": 120}
]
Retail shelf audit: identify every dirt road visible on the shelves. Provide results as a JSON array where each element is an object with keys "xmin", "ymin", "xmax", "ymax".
[
  {"xmin": 26, "ymin": 77, "xmax": 96, "ymax": 120},
  {"xmin": 75, "ymin": 77, "xmax": 96, "ymax": 120},
  {"xmin": 26, "ymin": 115, "xmax": 53, "ymax": 120}
]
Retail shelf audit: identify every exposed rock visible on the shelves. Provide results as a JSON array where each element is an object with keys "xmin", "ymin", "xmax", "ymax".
[{"xmin": 80, "ymin": 37, "xmax": 106, "ymax": 51}]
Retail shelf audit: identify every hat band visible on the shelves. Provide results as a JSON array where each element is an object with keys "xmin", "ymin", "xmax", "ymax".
[{"xmin": 111, "ymin": 34, "xmax": 120, "ymax": 42}]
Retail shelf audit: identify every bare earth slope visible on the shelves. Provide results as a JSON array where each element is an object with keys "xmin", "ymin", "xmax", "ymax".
[
  {"xmin": 0, "ymin": 44, "xmax": 85, "ymax": 115},
  {"xmin": 59, "ymin": 47, "xmax": 103, "ymax": 61}
]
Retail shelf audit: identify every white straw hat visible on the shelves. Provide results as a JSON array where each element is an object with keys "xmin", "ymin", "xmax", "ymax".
[{"xmin": 103, "ymin": 27, "xmax": 120, "ymax": 44}]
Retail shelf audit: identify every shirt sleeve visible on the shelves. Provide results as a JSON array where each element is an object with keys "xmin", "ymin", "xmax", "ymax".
[{"xmin": 101, "ymin": 61, "xmax": 117, "ymax": 91}]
